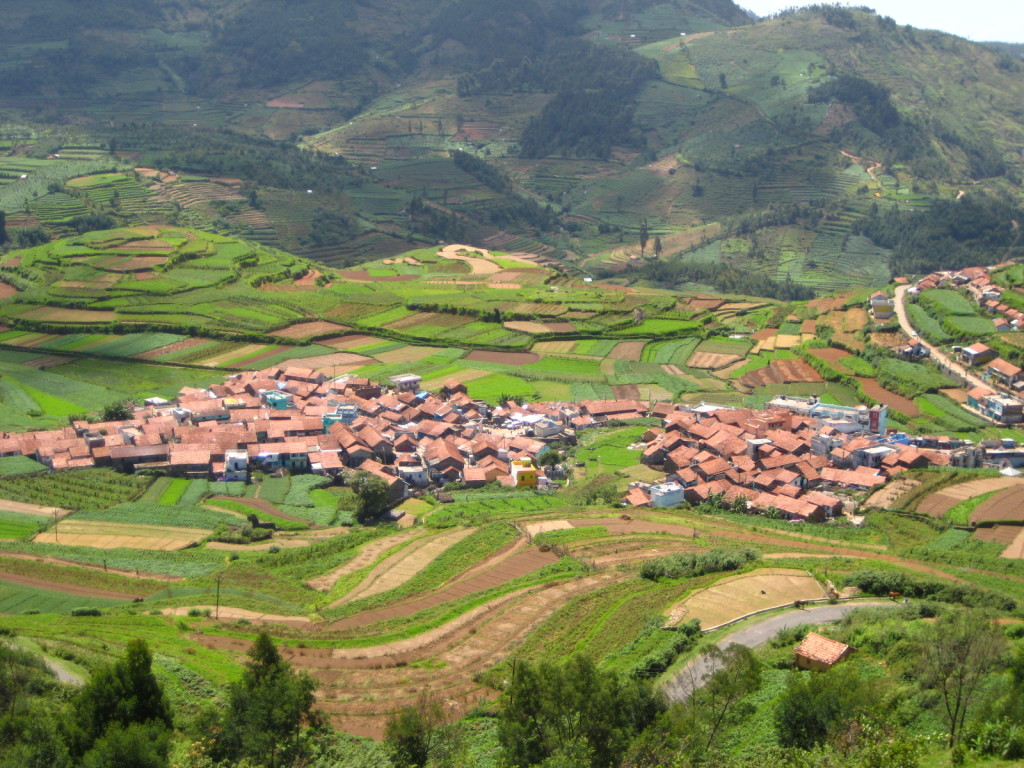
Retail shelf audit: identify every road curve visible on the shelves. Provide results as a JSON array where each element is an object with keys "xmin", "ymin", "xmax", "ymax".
[
  {"xmin": 893, "ymin": 285, "xmax": 989, "ymax": 391},
  {"xmin": 662, "ymin": 600, "xmax": 897, "ymax": 702}
]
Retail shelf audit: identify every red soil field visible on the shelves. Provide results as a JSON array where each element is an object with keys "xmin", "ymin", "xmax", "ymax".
[
  {"xmin": 609, "ymin": 341, "xmax": 646, "ymax": 361},
  {"xmin": 273, "ymin": 321, "xmax": 351, "ymax": 339},
  {"xmin": 740, "ymin": 359, "xmax": 823, "ymax": 388},
  {"xmin": 326, "ymin": 547, "xmax": 559, "ymax": 632},
  {"xmin": 854, "ymin": 378, "xmax": 919, "ymax": 417},
  {"xmin": 972, "ymin": 486, "xmax": 1024, "ymax": 524}
]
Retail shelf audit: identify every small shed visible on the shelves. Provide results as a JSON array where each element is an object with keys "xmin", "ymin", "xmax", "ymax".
[{"xmin": 794, "ymin": 632, "xmax": 855, "ymax": 672}]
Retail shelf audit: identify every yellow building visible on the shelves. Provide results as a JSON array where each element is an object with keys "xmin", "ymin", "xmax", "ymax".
[{"xmin": 510, "ymin": 459, "xmax": 538, "ymax": 487}]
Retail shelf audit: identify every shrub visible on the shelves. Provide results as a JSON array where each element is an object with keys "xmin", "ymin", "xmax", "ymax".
[
  {"xmin": 70, "ymin": 607, "xmax": 103, "ymax": 617},
  {"xmin": 638, "ymin": 548, "xmax": 758, "ymax": 581}
]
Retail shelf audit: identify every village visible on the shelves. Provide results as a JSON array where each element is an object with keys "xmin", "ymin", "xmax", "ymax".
[{"xmin": 0, "ymin": 359, "xmax": 1003, "ymax": 525}]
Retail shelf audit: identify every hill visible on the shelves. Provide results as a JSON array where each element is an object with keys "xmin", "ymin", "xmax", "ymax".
[{"xmin": 3, "ymin": 3, "xmax": 1024, "ymax": 296}]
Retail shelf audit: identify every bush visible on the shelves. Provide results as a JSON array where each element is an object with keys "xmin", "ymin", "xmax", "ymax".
[
  {"xmin": 847, "ymin": 569, "xmax": 1015, "ymax": 611},
  {"xmin": 71, "ymin": 607, "xmax": 103, "ymax": 617},
  {"xmin": 638, "ymin": 548, "xmax": 758, "ymax": 581}
]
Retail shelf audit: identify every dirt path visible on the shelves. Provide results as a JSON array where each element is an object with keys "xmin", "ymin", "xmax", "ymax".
[
  {"xmin": 0, "ymin": 571, "xmax": 138, "ymax": 600},
  {"xmin": 162, "ymin": 605, "xmax": 311, "ymax": 626},
  {"xmin": 331, "ymin": 528, "xmax": 476, "ymax": 607},
  {"xmin": 327, "ymin": 545, "xmax": 559, "ymax": 631},
  {"xmin": 307, "ymin": 529, "xmax": 425, "ymax": 592},
  {"xmin": 208, "ymin": 495, "xmax": 310, "ymax": 524},
  {"xmin": 0, "ymin": 498, "xmax": 74, "ymax": 519}
]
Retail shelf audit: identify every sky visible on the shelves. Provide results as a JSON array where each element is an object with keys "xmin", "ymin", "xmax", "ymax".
[{"xmin": 739, "ymin": 1, "xmax": 1024, "ymax": 44}]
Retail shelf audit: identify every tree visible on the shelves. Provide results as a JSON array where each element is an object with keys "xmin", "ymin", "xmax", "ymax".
[
  {"xmin": 919, "ymin": 610, "xmax": 1007, "ymax": 747},
  {"xmin": 211, "ymin": 632, "xmax": 322, "ymax": 768},
  {"xmin": 638, "ymin": 218, "xmax": 649, "ymax": 260},
  {"xmin": 101, "ymin": 401, "xmax": 133, "ymax": 422},
  {"xmin": 0, "ymin": 210, "xmax": 7, "ymax": 245},
  {"xmin": 652, "ymin": 235, "xmax": 663, "ymax": 261},
  {"xmin": 72, "ymin": 640, "xmax": 171, "ymax": 755},
  {"xmin": 81, "ymin": 723, "xmax": 169, "ymax": 768},
  {"xmin": 774, "ymin": 664, "xmax": 875, "ymax": 750},
  {"xmin": 498, "ymin": 655, "xmax": 664, "ymax": 768},
  {"xmin": 384, "ymin": 694, "xmax": 454, "ymax": 768},
  {"xmin": 349, "ymin": 471, "xmax": 391, "ymax": 524},
  {"xmin": 688, "ymin": 644, "xmax": 761, "ymax": 754}
]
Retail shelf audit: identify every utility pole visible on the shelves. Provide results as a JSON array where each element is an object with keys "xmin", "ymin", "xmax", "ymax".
[{"xmin": 215, "ymin": 575, "xmax": 222, "ymax": 621}]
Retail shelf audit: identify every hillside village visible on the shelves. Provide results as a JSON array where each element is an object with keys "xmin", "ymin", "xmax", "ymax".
[
  {"xmin": 902, "ymin": 262, "xmax": 1024, "ymax": 423},
  {"xmin": 0, "ymin": 359, "xmax": 999, "ymax": 525}
]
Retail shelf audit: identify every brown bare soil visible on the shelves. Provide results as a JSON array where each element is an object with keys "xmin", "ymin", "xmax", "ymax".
[
  {"xmin": 533, "ymin": 341, "xmax": 575, "ymax": 354},
  {"xmin": 274, "ymin": 321, "xmax": 351, "ymax": 339},
  {"xmin": 612, "ymin": 384, "xmax": 641, "ymax": 399},
  {"xmin": 916, "ymin": 477, "xmax": 1024, "ymax": 519},
  {"xmin": 209, "ymin": 495, "xmax": 309, "ymax": 524},
  {"xmin": 854, "ymin": 378, "xmax": 919, "ymax": 417},
  {"xmin": 0, "ymin": 282, "xmax": 18, "ymax": 299},
  {"xmin": 326, "ymin": 546, "xmax": 559, "ymax": 632},
  {"xmin": 0, "ymin": 570, "xmax": 138, "ymax": 600},
  {"xmin": 1000, "ymin": 528, "xmax": 1024, "ymax": 559},
  {"xmin": 272, "ymin": 572, "xmax": 624, "ymax": 737},
  {"xmin": 941, "ymin": 388, "xmax": 968, "ymax": 404},
  {"xmin": 307, "ymin": 529, "xmax": 427, "ymax": 592},
  {"xmin": 320, "ymin": 335, "xmax": 385, "ymax": 350},
  {"xmin": 973, "ymin": 526, "xmax": 1021, "ymax": 545},
  {"xmin": 34, "ymin": 519, "xmax": 204, "ymax": 550},
  {"xmin": 609, "ymin": 341, "xmax": 646, "ymax": 361},
  {"xmin": 665, "ymin": 568, "xmax": 825, "ymax": 629},
  {"xmin": 331, "ymin": 528, "xmax": 476, "ymax": 607},
  {"xmin": 569, "ymin": 517, "xmax": 698, "ymax": 537},
  {"xmin": 740, "ymin": 359, "xmax": 823, "ymax": 388},
  {"xmin": 503, "ymin": 320, "xmax": 551, "ymax": 334},
  {"xmin": 205, "ymin": 540, "xmax": 312, "ymax": 551},
  {"xmin": 276, "ymin": 352, "xmax": 374, "ymax": 372},
  {"xmin": 465, "ymin": 350, "xmax": 539, "ymax": 365},
  {"xmin": 166, "ymin": 606, "xmax": 311, "ymax": 626},
  {"xmin": 688, "ymin": 351, "xmax": 743, "ymax": 370},
  {"xmin": 196, "ymin": 343, "xmax": 265, "ymax": 367},
  {"xmin": 21, "ymin": 307, "xmax": 117, "ymax": 323},
  {"xmin": 751, "ymin": 328, "xmax": 779, "ymax": 341},
  {"xmin": 972, "ymin": 485, "xmax": 1024, "ymax": 524},
  {"xmin": 808, "ymin": 347, "xmax": 856, "ymax": 374},
  {"xmin": 0, "ymin": 499, "xmax": 73, "ymax": 519}
]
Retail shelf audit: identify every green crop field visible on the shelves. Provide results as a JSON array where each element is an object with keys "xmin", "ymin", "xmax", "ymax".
[
  {"xmin": 920, "ymin": 289, "xmax": 976, "ymax": 316},
  {"xmin": 0, "ymin": 579, "xmax": 126, "ymax": 615}
]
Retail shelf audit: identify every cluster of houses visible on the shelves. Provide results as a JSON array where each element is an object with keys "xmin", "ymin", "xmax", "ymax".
[
  {"xmin": 0, "ymin": 365, "xmax": 647, "ymax": 500},
  {"xmin": 623, "ymin": 396, "xmax": 984, "ymax": 521},
  {"xmin": 0, "ymin": 363, "xmax": 1004, "ymax": 515},
  {"xmin": 913, "ymin": 264, "xmax": 1023, "ymax": 331}
]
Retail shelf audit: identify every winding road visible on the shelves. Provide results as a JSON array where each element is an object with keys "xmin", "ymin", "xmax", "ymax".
[
  {"xmin": 893, "ymin": 285, "xmax": 988, "ymax": 391},
  {"xmin": 662, "ymin": 601, "xmax": 897, "ymax": 702}
]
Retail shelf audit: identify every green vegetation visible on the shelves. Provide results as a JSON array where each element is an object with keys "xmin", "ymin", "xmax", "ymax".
[{"xmin": 0, "ymin": 468, "xmax": 150, "ymax": 510}]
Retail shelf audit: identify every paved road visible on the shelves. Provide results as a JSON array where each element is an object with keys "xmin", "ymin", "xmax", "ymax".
[
  {"xmin": 662, "ymin": 601, "xmax": 896, "ymax": 702},
  {"xmin": 893, "ymin": 285, "xmax": 989, "ymax": 391}
]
